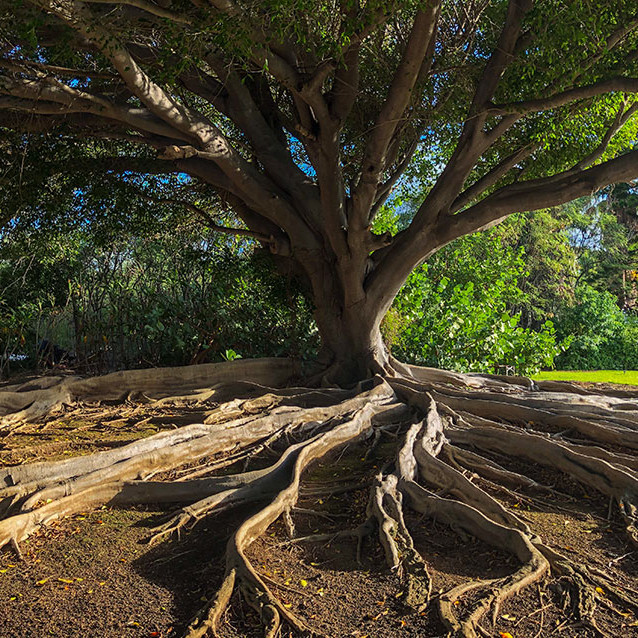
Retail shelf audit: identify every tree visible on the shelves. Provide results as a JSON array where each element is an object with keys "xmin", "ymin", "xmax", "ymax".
[
  {"xmin": 3, "ymin": 0, "xmax": 638, "ymax": 380},
  {"xmin": 575, "ymin": 183, "xmax": 638, "ymax": 308},
  {"xmin": 2, "ymin": 2, "xmax": 638, "ymax": 637}
]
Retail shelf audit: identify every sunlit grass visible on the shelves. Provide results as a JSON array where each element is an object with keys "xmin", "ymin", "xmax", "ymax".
[{"xmin": 532, "ymin": 370, "xmax": 638, "ymax": 386}]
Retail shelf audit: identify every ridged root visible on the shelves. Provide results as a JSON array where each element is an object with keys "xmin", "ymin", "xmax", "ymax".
[{"xmin": 1, "ymin": 361, "xmax": 638, "ymax": 636}]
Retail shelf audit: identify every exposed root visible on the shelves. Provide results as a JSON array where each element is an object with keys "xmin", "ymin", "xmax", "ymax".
[
  {"xmin": 1, "ymin": 360, "xmax": 638, "ymax": 636},
  {"xmin": 0, "ymin": 358, "xmax": 297, "ymax": 428},
  {"xmin": 186, "ymin": 400, "xmax": 397, "ymax": 637}
]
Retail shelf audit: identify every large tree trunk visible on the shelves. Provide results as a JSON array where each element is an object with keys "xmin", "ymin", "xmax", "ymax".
[
  {"xmin": 314, "ymin": 302, "xmax": 390, "ymax": 384},
  {"xmin": 300, "ymin": 247, "xmax": 395, "ymax": 384}
]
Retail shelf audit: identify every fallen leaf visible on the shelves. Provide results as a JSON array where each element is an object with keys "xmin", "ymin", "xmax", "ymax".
[
  {"xmin": 300, "ymin": 579, "xmax": 308, "ymax": 587},
  {"xmin": 595, "ymin": 587, "xmax": 604, "ymax": 594},
  {"xmin": 499, "ymin": 633, "xmax": 514, "ymax": 638},
  {"xmin": 35, "ymin": 578, "xmax": 50, "ymax": 586},
  {"xmin": 57, "ymin": 578, "xmax": 74, "ymax": 584}
]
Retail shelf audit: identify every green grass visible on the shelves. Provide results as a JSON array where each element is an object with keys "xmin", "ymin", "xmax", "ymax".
[{"xmin": 532, "ymin": 370, "xmax": 638, "ymax": 386}]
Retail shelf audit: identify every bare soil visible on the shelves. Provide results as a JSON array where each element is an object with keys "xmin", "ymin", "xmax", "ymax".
[{"xmin": 0, "ymin": 381, "xmax": 637, "ymax": 637}]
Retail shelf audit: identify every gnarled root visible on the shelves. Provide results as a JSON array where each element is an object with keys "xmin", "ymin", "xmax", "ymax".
[
  {"xmin": 184, "ymin": 399, "xmax": 398, "ymax": 637},
  {"xmin": 2, "ymin": 361, "xmax": 638, "ymax": 636},
  {"xmin": 0, "ymin": 358, "xmax": 298, "ymax": 428}
]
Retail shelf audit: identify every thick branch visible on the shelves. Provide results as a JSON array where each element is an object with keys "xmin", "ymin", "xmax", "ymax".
[
  {"xmin": 451, "ymin": 143, "xmax": 537, "ymax": 213},
  {"xmin": 352, "ymin": 5, "xmax": 440, "ymax": 226},
  {"xmin": 0, "ymin": 71, "xmax": 193, "ymax": 142},
  {"xmin": 439, "ymin": 148, "xmax": 638, "ymax": 244},
  {"xmin": 203, "ymin": 58, "xmax": 320, "ymax": 225},
  {"xmin": 489, "ymin": 77, "xmax": 638, "ymax": 116},
  {"xmin": 469, "ymin": 0, "xmax": 533, "ymax": 114},
  {"xmin": 366, "ymin": 1, "xmax": 532, "ymax": 313}
]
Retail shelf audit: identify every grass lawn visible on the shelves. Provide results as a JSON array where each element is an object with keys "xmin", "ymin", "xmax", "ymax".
[{"xmin": 532, "ymin": 369, "xmax": 638, "ymax": 386}]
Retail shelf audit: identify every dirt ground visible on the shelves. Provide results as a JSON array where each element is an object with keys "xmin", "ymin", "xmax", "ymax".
[{"xmin": 0, "ymin": 375, "xmax": 637, "ymax": 637}]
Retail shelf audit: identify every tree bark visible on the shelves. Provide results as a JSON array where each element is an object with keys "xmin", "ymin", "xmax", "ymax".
[{"xmin": 313, "ymin": 297, "xmax": 390, "ymax": 384}]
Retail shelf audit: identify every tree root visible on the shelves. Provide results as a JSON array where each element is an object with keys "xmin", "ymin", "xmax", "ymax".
[
  {"xmin": 185, "ymin": 401, "xmax": 395, "ymax": 637},
  {"xmin": 0, "ymin": 358, "xmax": 298, "ymax": 428},
  {"xmin": 1, "ymin": 361, "xmax": 638, "ymax": 636}
]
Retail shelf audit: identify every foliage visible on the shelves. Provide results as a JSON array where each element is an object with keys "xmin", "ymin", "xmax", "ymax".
[
  {"xmin": 554, "ymin": 284, "xmax": 638, "ymax": 370},
  {"xmin": 385, "ymin": 229, "xmax": 563, "ymax": 375},
  {"xmin": 0, "ymin": 225, "xmax": 318, "ymax": 373},
  {"xmin": 502, "ymin": 208, "xmax": 580, "ymax": 328},
  {"xmin": 571, "ymin": 184, "xmax": 638, "ymax": 308}
]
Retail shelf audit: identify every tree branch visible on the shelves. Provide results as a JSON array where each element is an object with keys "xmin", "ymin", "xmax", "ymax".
[
  {"xmin": 202, "ymin": 56, "xmax": 320, "ymax": 225},
  {"xmin": 365, "ymin": 0, "xmax": 536, "ymax": 313},
  {"xmin": 403, "ymin": 0, "xmax": 533, "ymax": 227},
  {"xmin": 328, "ymin": 5, "xmax": 391, "ymax": 124},
  {"xmin": 352, "ymin": 4, "xmax": 440, "ymax": 226},
  {"xmin": 0, "ymin": 66, "xmax": 194, "ymax": 142},
  {"xmin": 451, "ymin": 143, "xmax": 538, "ymax": 213},
  {"xmin": 132, "ymin": 189, "xmax": 271, "ymax": 242},
  {"xmin": 438, "ymin": 149, "xmax": 638, "ymax": 244},
  {"xmin": 489, "ymin": 77, "xmax": 638, "ymax": 116},
  {"xmin": 369, "ymin": 135, "xmax": 421, "ymax": 221}
]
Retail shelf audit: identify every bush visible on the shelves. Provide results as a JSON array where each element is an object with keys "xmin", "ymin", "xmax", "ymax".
[
  {"xmin": 386, "ymin": 232, "xmax": 562, "ymax": 375},
  {"xmin": 555, "ymin": 284, "xmax": 638, "ymax": 369},
  {"xmin": 0, "ymin": 228, "xmax": 319, "ymax": 373}
]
